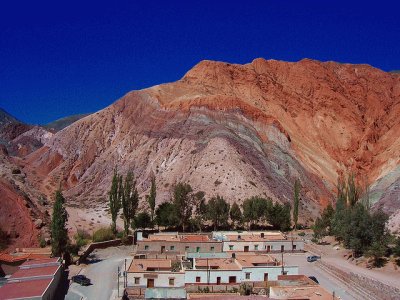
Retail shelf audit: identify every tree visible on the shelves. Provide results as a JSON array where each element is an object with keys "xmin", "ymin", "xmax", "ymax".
[
  {"xmin": 173, "ymin": 182, "xmax": 194, "ymax": 232},
  {"xmin": 230, "ymin": 202, "xmax": 243, "ymax": 228},
  {"xmin": 51, "ymin": 189, "xmax": 69, "ymax": 256},
  {"xmin": 268, "ymin": 202, "xmax": 291, "ymax": 232},
  {"xmin": 206, "ymin": 195, "xmax": 230, "ymax": 230},
  {"xmin": 147, "ymin": 176, "xmax": 157, "ymax": 224},
  {"xmin": 155, "ymin": 202, "xmax": 179, "ymax": 228},
  {"xmin": 293, "ymin": 179, "xmax": 301, "ymax": 230},
  {"xmin": 133, "ymin": 211, "xmax": 152, "ymax": 229},
  {"xmin": 242, "ymin": 196, "xmax": 272, "ymax": 227},
  {"xmin": 121, "ymin": 171, "xmax": 139, "ymax": 235},
  {"xmin": 109, "ymin": 169, "xmax": 121, "ymax": 234},
  {"xmin": 192, "ymin": 191, "xmax": 207, "ymax": 231}
]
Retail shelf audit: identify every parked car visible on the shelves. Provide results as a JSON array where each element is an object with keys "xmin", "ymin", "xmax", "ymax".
[
  {"xmin": 307, "ymin": 255, "xmax": 321, "ymax": 262},
  {"xmin": 72, "ymin": 275, "xmax": 91, "ymax": 286},
  {"xmin": 308, "ymin": 276, "xmax": 319, "ymax": 284}
]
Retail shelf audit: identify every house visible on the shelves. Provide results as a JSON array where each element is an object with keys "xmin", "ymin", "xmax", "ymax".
[
  {"xmin": 0, "ymin": 257, "xmax": 62, "ymax": 300},
  {"xmin": 212, "ymin": 231, "xmax": 304, "ymax": 253},
  {"xmin": 269, "ymin": 275, "xmax": 340, "ymax": 300},
  {"xmin": 135, "ymin": 233, "xmax": 223, "ymax": 258},
  {"xmin": 0, "ymin": 249, "xmax": 51, "ymax": 276},
  {"xmin": 126, "ymin": 259, "xmax": 185, "ymax": 289},
  {"xmin": 185, "ymin": 253, "xmax": 298, "ymax": 286}
]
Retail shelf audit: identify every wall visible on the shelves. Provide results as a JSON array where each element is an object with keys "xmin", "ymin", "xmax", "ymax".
[
  {"xmin": 185, "ymin": 266, "xmax": 298, "ymax": 284},
  {"xmin": 136, "ymin": 240, "xmax": 222, "ymax": 254},
  {"xmin": 222, "ymin": 240, "xmax": 304, "ymax": 252},
  {"xmin": 127, "ymin": 271, "xmax": 185, "ymax": 288}
]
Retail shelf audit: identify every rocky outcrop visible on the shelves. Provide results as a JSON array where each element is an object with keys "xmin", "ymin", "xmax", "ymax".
[{"xmin": 18, "ymin": 58, "xmax": 399, "ymax": 230}]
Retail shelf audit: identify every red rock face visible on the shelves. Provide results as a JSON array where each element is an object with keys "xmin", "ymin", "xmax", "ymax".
[
  {"xmin": 22, "ymin": 58, "xmax": 400, "ymax": 226},
  {"xmin": 0, "ymin": 179, "xmax": 39, "ymax": 250}
]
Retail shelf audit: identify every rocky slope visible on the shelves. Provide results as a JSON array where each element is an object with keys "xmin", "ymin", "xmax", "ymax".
[{"xmin": 20, "ymin": 58, "xmax": 400, "ymax": 230}]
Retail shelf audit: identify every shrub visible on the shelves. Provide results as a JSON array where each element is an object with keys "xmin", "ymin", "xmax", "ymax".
[
  {"xmin": 39, "ymin": 236, "xmax": 46, "ymax": 248},
  {"xmin": 74, "ymin": 229, "xmax": 91, "ymax": 248},
  {"xmin": 92, "ymin": 227, "xmax": 115, "ymax": 242},
  {"xmin": 298, "ymin": 232, "xmax": 306, "ymax": 236}
]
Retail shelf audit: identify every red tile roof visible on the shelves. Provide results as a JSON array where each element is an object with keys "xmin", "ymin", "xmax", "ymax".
[
  {"xmin": 180, "ymin": 235, "xmax": 210, "ymax": 242},
  {"xmin": 0, "ymin": 278, "xmax": 52, "ymax": 299},
  {"xmin": 20, "ymin": 257, "xmax": 59, "ymax": 267},
  {"xmin": 10, "ymin": 265, "xmax": 59, "ymax": 279},
  {"xmin": 0, "ymin": 253, "xmax": 31, "ymax": 263}
]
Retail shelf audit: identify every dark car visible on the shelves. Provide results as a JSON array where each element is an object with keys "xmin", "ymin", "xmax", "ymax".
[
  {"xmin": 308, "ymin": 276, "xmax": 319, "ymax": 284},
  {"xmin": 307, "ymin": 255, "xmax": 321, "ymax": 262},
  {"xmin": 72, "ymin": 275, "xmax": 91, "ymax": 286}
]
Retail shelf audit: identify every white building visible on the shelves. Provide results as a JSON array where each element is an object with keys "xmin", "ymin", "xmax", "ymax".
[{"xmin": 212, "ymin": 231, "xmax": 304, "ymax": 253}]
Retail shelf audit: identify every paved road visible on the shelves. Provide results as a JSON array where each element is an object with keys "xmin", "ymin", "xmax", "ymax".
[
  {"xmin": 65, "ymin": 246, "xmax": 132, "ymax": 300},
  {"xmin": 270, "ymin": 252, "xmax": 355, "ymax": 300}
]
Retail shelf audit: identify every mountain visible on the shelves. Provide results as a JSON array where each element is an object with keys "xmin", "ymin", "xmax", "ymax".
[
  {"xmin": 45, "ymin": 113, "xmax": 90, "ymax": 132},
  {"xmin": 21, "ymin": 58, "xmax": 400, "ymax": 230}
]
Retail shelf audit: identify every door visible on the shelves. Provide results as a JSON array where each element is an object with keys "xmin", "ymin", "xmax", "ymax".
[
  {"xmin": 281, "ymin": 245, "xmax": 284, "ymax": 252},
  {"xmin": 229, "ymin": 276, "xmax": 237, "ymax": 283},
  {"xmin": 244, "ymin": 246, "xmax": 249, "ymax": 252},
  {"xmin": 267, "ymin": 245, "xmax": 271, "ymax": 252},
  {"xmin": 161, "ymin": 246, "xmax": 165, "ymax": 253},
  {"xmin": 147, "ymin": 278, "xmax": 155, "ymax": 288},
  {"xmin": 216, "ymin": 277, "xmax": 221, "ymax": 285},
  {"xmin": 264, "ymin": 273, "xmax": 268, "ymax": 282}
]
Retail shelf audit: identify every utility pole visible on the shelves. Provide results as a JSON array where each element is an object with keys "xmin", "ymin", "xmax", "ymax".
[
  {"xmin": 117, "ymin": 266, "xmax": 120, "ymax": 297},
  {"xmin": 125, "ymin": 259, "xmax": 127, "ymax": 288},
  {"xmin": 281, "ymin": 252, "xmax": 285, "ymax": 275}
]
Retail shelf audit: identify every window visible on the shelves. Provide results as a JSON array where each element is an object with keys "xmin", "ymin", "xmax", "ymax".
[
  {"xmin": 229, "ymin": 276, "xmax": 237, "ymax": 283},
  {"xmin": 196, "ymin": 276, "xmax": 201, "ymax": 283},
  {"xmin": 254, "ymin": 244, "xmax": 259, "ymax": 250},
  {"xmin": 169, "ymin": 278, "xmax": 175, "ymax": 286},
  {"xmin": 245, "ymin": 272, "xmax": 251, "ymax": 279},
  {"xmin": 210, "ymin": 246, "xmax": 215, "ymax": 251},
  {"xmin": 229, "ymin": 245, "xmax": 234, "ymax": 250},
  {"xmin": 170, "ymin": 245, "xmax": 175, "ymax": 251},
  {"xmin": 293, "ymin": 244, "xmax": 297, "ymax": 250},
  {"xmin": 134, "ymin": 277, "xmax": 140, "ymax": 284},
  {"xmin": 185, "ymin": 246, "xmax": 190, "ymax": 251},
  {"xmin": 144, "ymin": 245, "xmax": 149, "ymax": 250},
  {"xmin": 196, "ymin": 246, "xmax": 200, "ymax": 252}
]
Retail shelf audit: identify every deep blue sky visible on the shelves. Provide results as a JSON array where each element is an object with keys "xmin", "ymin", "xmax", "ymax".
[{"xmin": 0, "ymin": 1, "xmax": 399, "ymax": 124}]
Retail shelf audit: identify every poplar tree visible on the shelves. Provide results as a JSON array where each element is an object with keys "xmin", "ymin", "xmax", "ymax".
[
  {"xmin": 109, "ymin": 169, "xmax": 121, "ymax": 234},
  {"xmin": 230, "ymin": 202, "xmax": 242, "ymax": 229},
  {"xmin": 51, "ymin": 189, "xmax": 69, "ymax": 256},
  {"xmin": 147, "ymin": 176, "xmax": 156, "ymax": 224},
  {"xmin": 121, "ymin": 171, "xmax": 139, "ymax": 235}
]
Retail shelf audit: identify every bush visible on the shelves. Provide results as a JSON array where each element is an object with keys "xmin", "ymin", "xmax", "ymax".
[
  {"xmin": 298, "ymin": 232, "xmax": 306, "ymax": 236},
  {"xmin": 92, "ymin": 227, "xmax": 115, "ymax": 242},
  {"xmin": 39, "ymin": 236, "xmax": 46, "ymax": 248},
  {"xmin": 74, "ymin": 229, "xmax": 91, "ymax": 248}
]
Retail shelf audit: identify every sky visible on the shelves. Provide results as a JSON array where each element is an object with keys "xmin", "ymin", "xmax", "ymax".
[{"xmin": 0, "ymin": 1, "xmax": 399, "ymax": 124}]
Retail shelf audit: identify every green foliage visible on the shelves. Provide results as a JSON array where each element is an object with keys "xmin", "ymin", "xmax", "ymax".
[
  {"xmin": 242, "ymin": 196, "xmax": 272, "ymax": 225},
  {"xmin": 74, "ymin": 229, "xmax": 91, "ymax": 249},
  {"xmin": 394, "ymin": 237, "xmax": 400, "ymax": 257},
  {"xmin": 147, "ymin": 176, "xmax": 157, "ymax": 223},
  {"xmin": 298, "ymin": 231, "xmax": 306, "ymax": 237},
  {"xmin": 242, "ymin": 196, "xmax": 291, "ymax": 231},
  {"xmin": 239, "ymin": 283, "xmax": 253, "ymax": 296},
  {"xmin": 39, "ymin": 236, "xmax": 47, "ymax": 248},
  {"xmin": 293, "ymin": 179, "xmax": 301, "ymax": 230},
  {"xmin": 121, "ymin": 171, "xmax": 139, "ymax": 235},
  {"xmin": 206, "ymin": 195, "xmax": 230, "ymax": 230},
  {"xmin": 51, "ymin": 189, "xmax": 69, "ymax": 256},
  {"xmin": 230, "ymin": 202, "xmax": 243, "ymax": 228},
  {"xmin": 133, "ymin": 211, "xmax": 152, "ymax": 229},
  {"xmin": 268, "ymin": 202, "xmax": 292, "ymax": 231},
  {"xmin": 192, "ymin": 191, "xmax": 207, "ymax": 231},
  {"xmin": 155, "ymin": 202, "xmax": 179, "ymax": 228},
  {"xmin": 312, "ymin": 204, "xmax": 334, "ymax": 242},
  {"xmin": 109, "ymin": 169, "xmax": 121, "ymax": 234},
  {"xmin": 172, "ymin": 182, "xmax": 194, "ymax": 232},
  {"xmin": 92, "ymin": 227, "xmax": 115, "ymax": 242}
]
